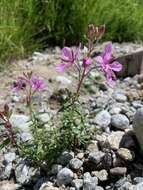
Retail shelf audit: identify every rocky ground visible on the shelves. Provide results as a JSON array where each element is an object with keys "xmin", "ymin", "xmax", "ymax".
[{"xmin": 0, "ymin": 43, "xmax": 143, "ymax": 190}]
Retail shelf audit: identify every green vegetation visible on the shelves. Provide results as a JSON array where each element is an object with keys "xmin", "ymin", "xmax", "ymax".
[{"xmin": 0, "ymin": 0, "xmax": 143, "ymax": 63}]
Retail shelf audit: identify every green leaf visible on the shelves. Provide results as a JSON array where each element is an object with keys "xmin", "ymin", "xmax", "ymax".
[{"xmin": 0, "ymin": 138, "xmax": 10, "ymax": 150}]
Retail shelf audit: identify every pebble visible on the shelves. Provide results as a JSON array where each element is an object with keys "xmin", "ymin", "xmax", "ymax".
[
  {"xmin": 117, "ymin": 148, "xmax": 134, "ymax": 161},
  {"xmin": 111, "ymin": 114, "xmax": 129, "ymax": 130},
  {"xmin": 110, "ymin": 167, "xmax": 127, "ymax": 176},
  {"xmin": 88, "ymin": 151, "xmax": 105, "ymax": 164},
  {"xmin": 57, "ymin": 151, "xmax": 74, "ymax": 166},
  {"xmin": 92, "ymin": 169, "xmax": 108, "ymax": 181},
  {"xmin": 107, "ymin": 131, "xmax": 125, "ymax": 150},
  {"xmin": 4, "ymin": 152, "xmax": 16, "ymax": 164},
  {"xmin": 69, "ymin": 158, "xmax": 83, "ymax": 170},
  {"xmin": 95, "ymin": 110, "xmax": 111, "ymax": 127},
  {"xmin": 71, "ymin": 179, "xmax": 83, "ymax": 190},
  {"xmin": 57, "ymin": 168, "xmax": 74, "ymax": 186},
  {"xmin": 83, "ymin": 172, "xmax": 98, "ymax": 190},
  {"xmin": 113, "ymin": 92, "xmax": 127, "ymax": 102}
]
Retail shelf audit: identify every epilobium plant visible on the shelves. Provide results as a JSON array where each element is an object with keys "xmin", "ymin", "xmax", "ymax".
[
  {"xmin": 0, "ymin": 24, "xmax": 122, "ymax": 165},
  {"xmin": 56, "ymin": 24, "xmax": 122, "ymax": 150}
]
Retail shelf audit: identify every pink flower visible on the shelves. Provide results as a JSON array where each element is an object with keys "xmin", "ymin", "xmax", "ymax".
[
  {"xmin": 95, "ymin": 42, "xmax": 122, "ymax": 84},
  {"xmin": 12, "ymin": 79, "xmax": 26, "ymax": 93},
  {"xmin": 30, "ymin": 76, "xmax": 47, "ymax": 90},
  {"xmin": 57, "ymin": 45, "xmax": 80, "ymax": 72},
  {"xmin": 83, "ymin": 57, "xmax": 92, "ymax": 68}
]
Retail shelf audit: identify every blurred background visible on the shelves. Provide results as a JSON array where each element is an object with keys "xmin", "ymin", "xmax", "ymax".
[{"xmin": 0, "ymin": 0, "xmax": 143, "ymax": 64}]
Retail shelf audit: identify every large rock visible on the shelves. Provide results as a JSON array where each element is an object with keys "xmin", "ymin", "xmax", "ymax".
[{"xmin": 133, "ymin": 108, "xmax": 143, "ymax": 152}]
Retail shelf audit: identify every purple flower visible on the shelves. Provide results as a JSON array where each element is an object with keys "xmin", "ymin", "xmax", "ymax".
[
  {"xmin": 12, "ymin": 79, "xmax": 26, "ymax": 93},
  {"xmin": 57, "ymin": 45, "xmax": 81, "ymax": 72},
  {"xmin": 83, "ymin": 57, "xmax": 92, "ymax": 68},
  {"xmin": 30, "ymin": 76, "xmax": 46, "ymax": 90},
  {"xmin": 95, "ymin": 42, "xmax": 122, "ymax": 84}
]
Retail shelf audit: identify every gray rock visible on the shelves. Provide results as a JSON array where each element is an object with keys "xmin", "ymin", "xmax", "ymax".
[
  {"xmin": 39, "ymin": 181, "xmax": 59, "ymax": 190},
  {"xmin": 110, "ymin": 167, "xmax": 127, "ymax": 176},
  {"xmin": 76, "ymin": 153, "xmax": 84, "ymax": 160},
  {"xmin": 51, "ymin": 164, "xmax": 62, "ymax": 175},
  {"xmin": 4, "ymin": 152, "xmax": 16, "ymax": 164},
  {"xmin": 134, "ymin": 182, "xmax": 143, "ymax": 190},
  {"xmin": 71, "ymin": 179, "xmax": 83, "ymax": 190},
  {"xmin": 117, "ymin": 148, "xmax": 134, "ymax": 161},
  {"xmin": 111, "ymin": 114, "xmax": 129, "ymax": 130},
  {"xmin": 58, "ymin": 151, "xmax": 74, "ymax": 166},
  {"xmin": 88, "ymin": 151, "xmax": 105, "ymax": 164},
  {"xmin": 83, "ymin": 172, "xmax": 98, "ymax": 190},
  {"xmin": 15, "ymin": 162, "xmax": 30, "ymax": 184},
  {"xmin": 96, "ymin": 186, "xmax": 104, "ymax": 190},
  {"xmin": 55, "ymin": 76, "xmax": 72, "ymax": 85},
  {"xmin": 109, "ymin": 107, "xmax": 121, "ymax": 115},
  {"xmin": 87, "ymin": 141, "xmax": 99, "ymax": 152},
  {"xmin": 107, "ymin": 131, "xmax": 125, "ymax": 150},
  {"xmin": 113, "ymin": 92, "xmax": 127, "ymax": 103},
  {"xmin": 133, "ymin": 177, "xmax": 143, "ymax": 184},
  {"xmin": 0, "ymin": 180, "xmax": 20, "ymax": 190},
  {"xmin": 133, "ymin": 108, "xmax": 143, "ymax": 152},
  {"xmin": 57, "ymin": 167, "xmax": 74, "ymax": 186},
  {"xmin": 3, "ymin": 163, "xmax": 13, "ymax": 179},
  {"xmin": 69, "ymin": 158, "xmax": 83, "ymax": 170},
  {"xmin": 10, "ymin": 114, "xmax": 30, "ymax": 132},
  {"xmin": 92, "ymin": 169, "xmax": 108, "ymax": 181},
  {"xmin": 115, "ymin": 177, "xmax": 129, "ymax": 188},
  {"xmin": 95, "ymin": 110, "xmax": 111, "ymax": 127},
  {"xmin": 117, "ymin": 182, "xmax": 132, "ymax": 190}
]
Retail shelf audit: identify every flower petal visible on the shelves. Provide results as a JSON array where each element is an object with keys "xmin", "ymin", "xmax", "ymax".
[
  {"xmin": 62, "ymin": 47, "xmax": 73, "ymax": 60},
  {"xmin": 104, "ymin": 42, "xmax": 112, "ymax": 54},
  {"xmin": 95, "ymin": 56, "xmax": 103, "ymax": 64},
  {"xmin": 110, "ymin": 61, "xmax": 123, "ymax": 72},
  {"xmin": 56, "ymin": 63, "xmax": 67, "ymax": 72}
]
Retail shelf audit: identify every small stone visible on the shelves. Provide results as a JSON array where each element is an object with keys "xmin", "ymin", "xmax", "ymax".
[
  {"xmin": 92, "ymin": 169, "xmax": 108, "ymax": 181},
  {"xmin": 71, "ymin": 179, "xmax": 83, "ymax": 190},
  {"xmin": 133, "ymin": 177, "xmax": 143, "ymax": 184},
  {"xmin": 87, "ymin": 141, "xmax": 99, "ymax": 152},
  {"xmin": 76, "ymin": 153, "xmax": 84, "ymax": 160},
  {"xmin": 134, "ymin": 182, "xmax": 143, "ymax": 190},
  {"xmin": 110, "ymin": 167, "xmax": 127, "ymax": 176},
  {"xmin": 10, "ymin": 114, "xmax": 30, "ymax": 132},
  {"xmin": 118, "ymin": 182, "xmax": 132, "ymax": 190},
  {"xmin": 39, "ymin": 182, "xmax": 59, "ymax": 190},
  {"xmin": 96, "ymin": 186, "xmax": 104, "ymax": 190},
  {"xmin": 95, "ymin": 110, "xmax": 111, "ymax": 127},
  {"xmin": 113, "ymin": 92, "xmax": 127, "ymax": 103},
  {"xmin": 57, "ymin": 168, "xmax": 74, "ymax": 186},
  {"xmin": 15, "ymin": 162, "xmax": 30, "ymax": 184},
  {"xmin": 111, "ymin": 114, "xmax": 129, "ymax": 130},
  {"xmin": 0, "ymin": 180, "xmax": 20, "ymax": 190},
  {"xmin": 117, "ymin": 148, "xmax": 134, "ymax": 161},
  {"xmin": 109, "ymin": 107, "xmax": 121, "ymax": 115},
  {"xmin": 69, "ymin": 158, "xmax": 83, "ymax": 170},
  {"xmin": 4, "ymin": 152, "xmax": 16, "ymax": 164},
  {"xmin": 58, "ymin": 151, "xmax": 74, "ymax": 166},
  {"xmin": 88, "ymin": 151, "xmax": 105, "ymax": 164},
  {"xmin": 83, "ymin": 172, "xmax": 98, "ymax": 190},
  {"xmin": 51, "ymin": 164, "xmax": 62, "ymax": 175},
  {"xmin": 55, "ymin": 76, "xmax": 72, "ymax": 85},
  {"xmin": 107, "ymin": 131, "xmax": 125, "ymax": 150}
]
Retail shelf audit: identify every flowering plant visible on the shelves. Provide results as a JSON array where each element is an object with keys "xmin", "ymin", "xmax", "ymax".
[{"xmin": 0, "ymin": 24, "xmax": 123, "ymax": 165}]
